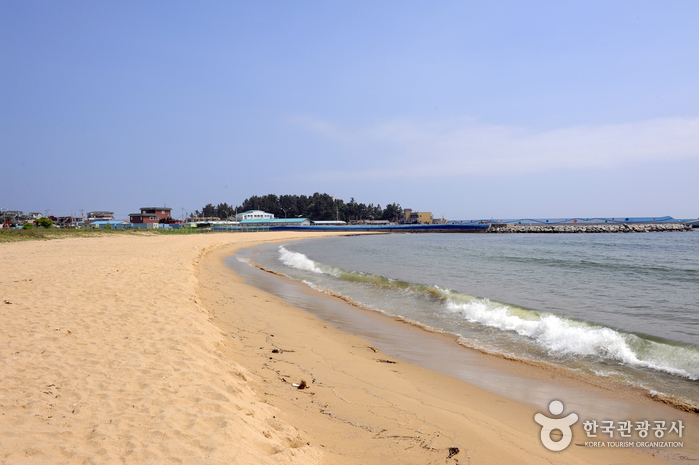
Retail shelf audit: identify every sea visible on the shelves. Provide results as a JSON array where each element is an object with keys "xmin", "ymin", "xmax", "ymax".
[{"xmin": 228, "ymin": 232, "xmax": 699, "ymax": 413}]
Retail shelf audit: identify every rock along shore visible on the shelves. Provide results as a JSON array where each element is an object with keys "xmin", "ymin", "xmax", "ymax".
[{"xmin": 486, "ymin": 223, "xmax": 694, "ymax": 233}]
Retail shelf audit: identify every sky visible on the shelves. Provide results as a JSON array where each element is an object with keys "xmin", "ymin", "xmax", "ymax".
[{"xmin": 2, "ymin": 1, "xmax": 698, "ymax": 220}]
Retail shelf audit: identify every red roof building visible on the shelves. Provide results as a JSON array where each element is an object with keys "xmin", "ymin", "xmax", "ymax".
[{"xmin": 129, "ymin": 207, "xmax": 172, "ymax": 224}]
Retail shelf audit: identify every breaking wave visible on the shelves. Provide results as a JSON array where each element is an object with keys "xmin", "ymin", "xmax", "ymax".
[
  {"xmin": 279, "ymin": 246, "xmax": 452, "ymax": 298},
  {"xmin": 279, "ymin": 246, "xmax": 329, "ymax": 274},
  {"xmin": 444, "ymin": 298, "xmax": 699, "ymax": 380}
]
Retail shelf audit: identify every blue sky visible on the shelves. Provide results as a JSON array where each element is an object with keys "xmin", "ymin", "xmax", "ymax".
[{"xmin": 2, "ymin": 1, "xmax": 698, "ymax": 220}]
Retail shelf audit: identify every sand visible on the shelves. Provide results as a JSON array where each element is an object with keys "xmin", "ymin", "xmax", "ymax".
[{"xmin": 0, "ymin": 232, "xmax": 693, "ymax": 464}]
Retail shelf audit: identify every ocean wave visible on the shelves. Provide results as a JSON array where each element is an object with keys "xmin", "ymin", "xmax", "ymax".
[
  {"xmin": 445, "ymin": 298, "xmax": 699, "ymax": 380},
  {"xmin": 277, "ymin": 245, "xmax": 699, "ymax": 381},
  {"xmin": 279, "ymin": 246, "xmax": 452, "ymax": 298},
  {"xmin": 279, "ymin": 246, "xmax": 337, "ymax": 275}
]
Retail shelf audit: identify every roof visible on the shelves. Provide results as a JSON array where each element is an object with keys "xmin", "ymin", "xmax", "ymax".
[
  {"xmin": 89, "ymin": 221, "xmax": 126, "ymax": 225},
  {"xmin": 238, "ymin": 210, "xmax": 271, "ymax": 215},
  {"xmin": 139, "ymin": 207, "xmax": 172, "ymax": 211},
  {"xmin": 129, "ymin": 212, "xmax": 158, "ymax": 217},
  {"xmin": 240, "ymin": 218, "xmax": 308, "ymax": 224}
]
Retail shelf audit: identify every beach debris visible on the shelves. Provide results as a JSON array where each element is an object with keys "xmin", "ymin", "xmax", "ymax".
[
  {"xmin": 368, "ymin": 346, "xmax": 378, "ymax": 353},
  {"xmin": 377, "ymin": 359, "xmax": 396, "ymax": 364},
  {"xmin": 297, "ymin": 380, "xmax": 308, "ymax": 390},
  {"xmin": 270, "ymin": 348, "xmax": 295, "ymax": 354},
  {"xmin": 3, "ymin": 300, "xmax": 11, "ymax": 304},
  {"xmin": 447, "ymin": 447, "xmax": 460, "ymax": 458}
]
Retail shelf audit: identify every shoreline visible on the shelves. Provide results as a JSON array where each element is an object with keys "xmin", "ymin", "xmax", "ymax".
[
  {"xmin": 198, "ymin": 236, "xmax": 699, "ymax": 463},
  {"xmin": 0, "ymin": 232, "xmax": 694, "ymax": 464},
  {"xmin": 232, "ymin": 237, "xmax": 699, "ymax": 415}
]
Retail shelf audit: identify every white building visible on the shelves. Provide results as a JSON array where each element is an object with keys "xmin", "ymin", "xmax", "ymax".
[
  {"xmin": 235, "ymin": 210, "xmax": 274, "ymax": 221},
  {"xmin": 87, "ymin": 211, "xmax": 115, "ymax": 221}
]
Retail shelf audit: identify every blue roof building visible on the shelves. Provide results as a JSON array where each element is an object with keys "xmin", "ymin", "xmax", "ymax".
[
  {"xmin": 235, "ymin": 210, "xmax": 274, "ymax": 221},
  {"xmin": 240, "ymin": 218, "xmax": 310, "ymax": 226}
]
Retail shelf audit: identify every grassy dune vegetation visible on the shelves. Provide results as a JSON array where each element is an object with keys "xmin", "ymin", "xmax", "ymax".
[{"xmin": 0, "ymin": 228, "xmax": 139, "ymax": 243}]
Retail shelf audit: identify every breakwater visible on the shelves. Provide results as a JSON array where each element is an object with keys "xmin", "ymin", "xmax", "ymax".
[
  {"xmin": 487, "ymin": 223, "xmax": 693, "ymax": 233},
  {"xmin": 268, "ymin": 224, "xmax": 490, "ymax": 233}
]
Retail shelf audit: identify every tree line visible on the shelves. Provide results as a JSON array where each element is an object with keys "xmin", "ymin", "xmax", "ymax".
[{"xmin": 193, "ymin": 193, "xmax": 404, "ymax": 222}]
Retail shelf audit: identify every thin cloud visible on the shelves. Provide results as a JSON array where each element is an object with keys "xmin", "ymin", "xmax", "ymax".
[{"xmin": 292, "ymin": 116, "xmax": 699, "ymax": 179}]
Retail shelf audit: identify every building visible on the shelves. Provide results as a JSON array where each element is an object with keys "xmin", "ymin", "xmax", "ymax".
[
  {"xmin": 129, "ymin": 207, "xmax": 172, "ymax": 224},
  {"xmin": 313, "ymin": 221, "xmax": 347, "ymax": 225},
  {"xmin": 55, "ymin": 216, "xmax": 79, "ymax": 228},
  {"xmin": 86, "ymin": 220, "xmax": 128, "ymax": 229},
  {"xmin": 3, "ymin": 211, "xmax": 24, "ymax": 221},
  {"xmin": 235, "ymin": 210, "xmax": 274, "ymax": 221},
  {"xmin": 240, "ymin": 218, "xmax": 310, "ymax": 227},
  {"xmin": 362, "ymin": 220, "xmax": 391, "ymax": 225},
  {"xmin": 403, "ymin": 209, "xmax": 433, "ymax": 225},
  {"xmin": 87, "ymin": 211, "xmax": 114, "ymax": 221}
]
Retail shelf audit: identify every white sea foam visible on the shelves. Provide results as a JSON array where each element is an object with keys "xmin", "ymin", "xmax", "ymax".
[
  {"xmin": 279, "ymin": 246, "xmax": 345, "ymax": 278},
  {"xmin": 279, "ymin": 246, "xmax": 325, "ymax": 273},
  {"xmin": 302, "ymin": 279, "xmax": 327, "ymax": 293},
  {"xmin": 446, "ymin": 298, "xmax": 699, "ymax": 380}
]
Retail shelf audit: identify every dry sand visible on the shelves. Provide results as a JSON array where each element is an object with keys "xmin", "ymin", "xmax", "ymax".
[{"xmin": 0, "ymin": 232, "xmax": 692, "ymax": 464}]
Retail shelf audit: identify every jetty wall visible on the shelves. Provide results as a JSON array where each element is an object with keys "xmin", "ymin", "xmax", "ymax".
[{"xmin": 486, "ymin": 223, "xmax": 694, "ymax": 233}]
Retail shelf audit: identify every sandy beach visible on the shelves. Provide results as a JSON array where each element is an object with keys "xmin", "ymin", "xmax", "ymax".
[{"xmin": 1, "ymin": 232, "xmax": 694, "ymax": 464}]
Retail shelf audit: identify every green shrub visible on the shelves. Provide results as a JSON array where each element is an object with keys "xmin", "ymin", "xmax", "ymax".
[
  {"xmin": 34, "ymin": 217, "xmax": 53, "ymax": 228},
  {"xmin": 22, "ymin": 223, "xmax": 33, "ymax": 230}
]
